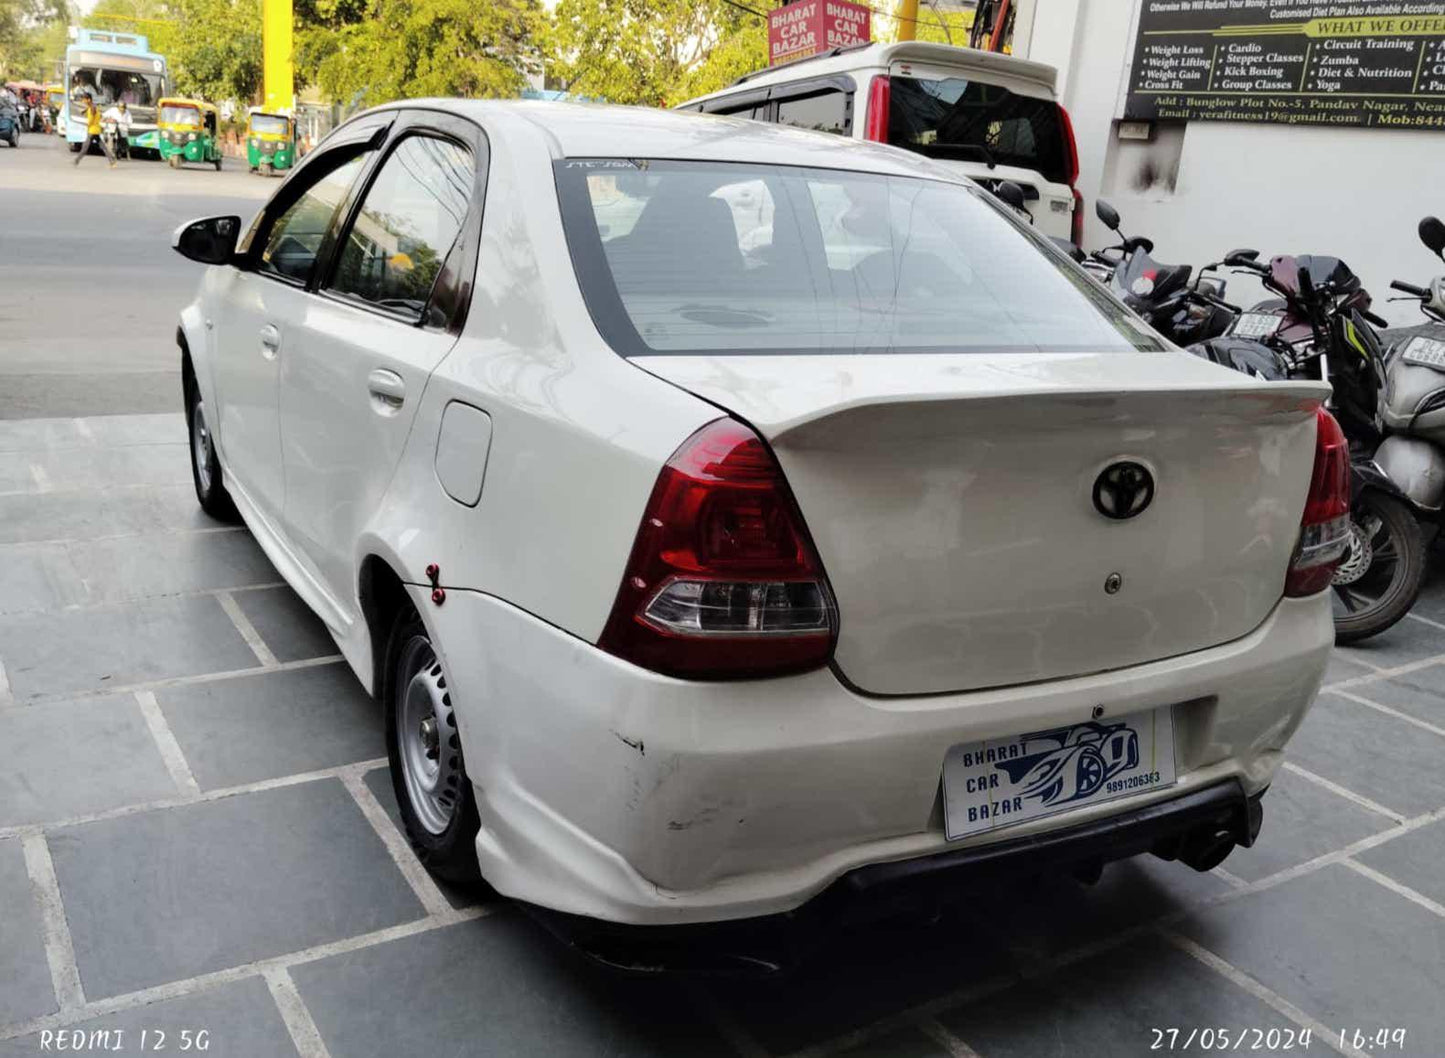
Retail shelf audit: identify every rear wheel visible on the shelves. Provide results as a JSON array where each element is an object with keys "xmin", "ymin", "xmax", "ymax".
[
  {"xmin": 384, "ymin": 607, "xmax": 481, "ymax": 881},
  {"xmin": 1332, "ymin": 490, "xmax": 1425, "ymax": 643},
  {"xmin": 184, "ymin": 373, "xmax": 237, "ymax": 521}
]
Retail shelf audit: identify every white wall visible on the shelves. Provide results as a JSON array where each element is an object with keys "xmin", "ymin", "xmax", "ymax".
[{"xmin": 1021, "ymin": 0, "xmax": 1445, "ymax": 324}]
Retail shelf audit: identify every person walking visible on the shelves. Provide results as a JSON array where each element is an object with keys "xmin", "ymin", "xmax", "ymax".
[{"xmin": 73, "ymin": 96, "xmax": 116, "ymax": 168}]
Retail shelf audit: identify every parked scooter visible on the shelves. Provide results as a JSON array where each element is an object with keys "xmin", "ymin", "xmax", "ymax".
[
  {"xmin": 1370, "ymin": 216, "xmax": 1445, "ymax": 557},
  {"xmin": 1089, "ymin": 200, "xmax": 1239, "ymax": 346},
  {"xmin": 1189, "ymin": 247, "xmax": 1426, "ymax": 642}
]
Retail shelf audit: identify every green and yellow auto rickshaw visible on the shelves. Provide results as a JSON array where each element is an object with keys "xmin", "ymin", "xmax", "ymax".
[
  {"xmin": 246, "ymin": 109, "xmax": 295, "ymax": 176},
  {"xmin": 157, "ymin": 98, "xmax": 222, "ymax": 170}
]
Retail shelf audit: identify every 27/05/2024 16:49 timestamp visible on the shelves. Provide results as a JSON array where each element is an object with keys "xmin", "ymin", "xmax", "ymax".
[{"xmin": 1149, "ymin": 1027, "xmax": 1408, "ymax": 1051}]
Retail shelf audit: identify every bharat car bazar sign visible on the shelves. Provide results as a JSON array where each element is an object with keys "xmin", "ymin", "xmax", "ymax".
[{"xmin": 768, "ymin": 0, "xmax": 871, "ymax": 66}]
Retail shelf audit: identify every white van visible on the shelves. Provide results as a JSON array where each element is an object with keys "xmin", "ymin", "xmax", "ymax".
[{"xmin": 677, "ymin": 41, "xmax": 1082, "ymax": 245}]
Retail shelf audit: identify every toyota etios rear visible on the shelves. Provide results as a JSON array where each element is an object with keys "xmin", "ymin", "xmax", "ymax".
[{"xmin": 172, "ymin": 102, "xmax": 1339, "ymax": 940}]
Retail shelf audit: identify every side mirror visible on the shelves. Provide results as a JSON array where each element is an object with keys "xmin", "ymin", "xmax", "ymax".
[
  {"xmin": 1420, "ymin": 216, "xmax": 1445, "ymax": 259},
  {"xmin": 994, "ymin": 180, "xmax": 1026, "ymax": 212},
  {"xmin": 1095, "ymin": 199, "xmax": 1120, "ymax": 231},
  {"xmin": 1223, "ymin": 248, "xmax": 1260, "ymax": 267},
  {"xmin": 172, "ymin": 215, "xmax": 241, "ymax": 265}
]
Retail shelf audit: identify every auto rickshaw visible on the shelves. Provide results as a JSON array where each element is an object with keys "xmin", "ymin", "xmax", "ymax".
[
  {"xmin": 246, "ymin": 109, "xmax": 295, "ymax": 175},
  {"xmin": 157, "ymin": 98, "xmax": 222, "ymax": 170},
  {"xmin": 45, "ymin": 85, "xmax": 63, "ymax": 133}
]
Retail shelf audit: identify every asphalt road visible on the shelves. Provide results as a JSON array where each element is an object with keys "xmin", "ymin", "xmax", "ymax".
[{"xmin": 0, "ymin": 134, "xmax": 272, "ymax": 419}]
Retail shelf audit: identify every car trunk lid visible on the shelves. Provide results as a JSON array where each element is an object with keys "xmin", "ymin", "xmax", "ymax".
[{"xmin": 633, "ymin": 350, "xmax": 1327, "ymax": 695}]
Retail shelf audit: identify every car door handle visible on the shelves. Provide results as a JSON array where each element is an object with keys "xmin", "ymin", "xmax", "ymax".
[
  {"xmin": 367, "ymin": 369, "xmax": 406, "ymax": 414},
  {"xmin": 259, "ymin": 323, "xmax": 281, "ymax": 360}
]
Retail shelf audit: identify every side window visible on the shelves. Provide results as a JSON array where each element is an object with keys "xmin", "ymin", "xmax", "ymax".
[
  {"xmin": 775, "ymin": 91, "xmax": 850, "ymax": 135},
  {"xmin": 327, "ymin": 135, "xmax": 475, "ymax": 321},
  {"xmin": 716, "ymin": 101, "xmax": 770, "ymax": 121},
  {"xmin": 258, "ymin": 154, "xmax": 367, "ymax": 284}
]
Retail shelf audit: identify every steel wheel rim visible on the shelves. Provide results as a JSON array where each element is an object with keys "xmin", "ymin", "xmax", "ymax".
[
  {"xmin": 396, "ymin": 636, "xmax": 460, "ymax": 835},
  {"xmin": 191, "ymin": 401, "xmax": 212, "ymax": 495}
]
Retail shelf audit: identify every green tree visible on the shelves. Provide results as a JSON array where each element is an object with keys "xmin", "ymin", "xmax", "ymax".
[
  {"xmin": 1, "ymin": 0, "xmax": 70, "ymax": 81},
  {"xmin": 84, "ymin": 0, "xmax": 261, "ymax": 103},
  {"xmin": 300, "ymin": 0, "xmax": 543, "ymax": 107}
]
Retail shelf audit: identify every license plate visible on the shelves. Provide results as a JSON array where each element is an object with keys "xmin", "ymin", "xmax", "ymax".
[
  {"xmin": 941, "ymin": 707, "xmax": 1177, "ymax": 841},
  {"xmin": 1230, "ymin": 312, "xmax": 1282, "ymax": 339},
  {"xmin": 1401, "ymin": 335, "xmax": 1445, "ymax": 369}
]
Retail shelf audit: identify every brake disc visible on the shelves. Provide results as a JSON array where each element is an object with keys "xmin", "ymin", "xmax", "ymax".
[{"xmin": 1332, "ymin": 516, "xmax": 1375, "ymax": 586}]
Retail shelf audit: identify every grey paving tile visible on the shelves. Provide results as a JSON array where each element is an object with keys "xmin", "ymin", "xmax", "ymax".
[
  {"xmin": 960, "ymin": 854, "xmax": 1231, "ymax": 964},
  {"xmin": 291, "ymin": 912, "xmax": 731, "ymax": 1058},
  {"xmin": 361, "ymin": 766, "xmax": 486, "ymax": 911},
  {"xmin": 1226, "ymin": 767, "xmax": 1397, "ymax": 883},
  {"xmin": 0, "ymin": 977, "xmax": 295, "ymax": 1058},
  {"xmin": 1356, "ymin": 818, "xmax": 1445, "ymax": 908},
  {"xmin": 835, "ymin": 1027, "xmax": 952, "ymax": 1058},
  {"xmin": 1334, "ymin": 613, "xmax": 1445, "ymax": 669},
  {"xmin": 1178, "ymin": 864, "xmax": 1445, "ymax": 1055},
  {"xmin": 49, "ymin": 779, "xmax": 424, "ymax": 1000},
  {"xmin": 1344, "ymin": 663, "xmax": 1445, "ymax": 728},
  {"xmin": 1323, "ymin": 649, "xmax": 1375, "ymax": 686},
  {"xmin": 1284, "ymin": 693, "xmax": 1445, "ymax": 817},
  {"xmin": 158, "ymin": 663, "xmax": 381, "ymax": 790},
  {"xmin": 231, "ymin": 585, "xmax": 336, "ymax": 662},
  {"xmin": 0, "ymin": 696, "xmax": 178, "ymax": 827},
  {"xmin": 66, "ymin": 529, "xmax": 276, "ymax": 604},
  {"xmin": 84, "ymin": 413, "xmax": 186, "ymax": 448},
  {"xmin": 0, "ymin": 417, "xmax": 86, "ymax": 453},
  {"xmin": 937, "ymin": 934, "xmax": 1298, "ymax": 1058},
  {"xmin": 0, "ymin": 451, "xmax": 36, "ymax": 492},
  {"xmin": 0, "ymin": 594, "xmax": 258, "ymax": 701},
  {"xmin": 0, "ymin": 837, "xmax": 58, "ymax": 1027},
  {"xmin": 32, "ymin": 444, "xmax": 190, "ymax": 492},
  {"xmin": 707, "ymin": 910, "xmax": 1017, "ymax": 1054},
  {"xmin": 0, "ymin": 485, "xmax": 219, "ymax": 546},
  {"xmin": 0, "ymin": 544, "xmax": 86, "ymax": 615}
]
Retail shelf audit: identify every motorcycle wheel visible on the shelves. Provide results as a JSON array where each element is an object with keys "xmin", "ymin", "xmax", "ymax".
[{"xmin": 1332, "ymin": 490, "xmax": 1426, "ymax": 644}]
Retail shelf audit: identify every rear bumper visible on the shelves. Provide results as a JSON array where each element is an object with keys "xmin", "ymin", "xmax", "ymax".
[
  {"xmin": 533, "ymin": 780, "xmax": 1262, "ymax": 971},
  {"xmin": 416, "ymin": 587, "xmax": 1331, "ymax": 926}
]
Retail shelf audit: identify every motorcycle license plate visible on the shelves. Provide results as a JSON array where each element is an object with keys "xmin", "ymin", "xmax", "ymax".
[
  {"xmin": 1231, "ymin": 312, "xmax": 1282, "ymax": 339},
  {"xmin": 941, "ymin": 707, "xmax": 1177, "ymax": 841},
  {"xmin": 1401, "ymin": 335, "xmax": 1445, "ymax": 369}
]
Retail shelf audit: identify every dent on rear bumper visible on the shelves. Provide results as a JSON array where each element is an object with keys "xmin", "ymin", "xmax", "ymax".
[{"xmin": 419, "ymin": 585, "xmax": 1332, "ymax": 925}]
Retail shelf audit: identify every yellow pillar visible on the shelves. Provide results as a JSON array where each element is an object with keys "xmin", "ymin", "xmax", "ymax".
[
  {"xmin": 262, "ymin": 0, "xmax": 293, "ymax": 111},
  {"xmin": 895, "ymin": 0, "xmax": 918, "ymax": 40}
]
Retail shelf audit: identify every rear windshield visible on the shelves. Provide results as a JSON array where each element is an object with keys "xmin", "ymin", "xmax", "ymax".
[
  {"xmin": 555, "ymin": 159, "xmax": 1160, "ymax": 357},
  {"xmin": 888, "ymin": 76, "xmax": 1069, "ymax": 185}
]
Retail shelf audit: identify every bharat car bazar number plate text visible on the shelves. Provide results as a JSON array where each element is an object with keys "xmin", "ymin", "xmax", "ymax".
[{"xmin": 941, "ymin": 707, "xmax": 1177, "ymax": 840}]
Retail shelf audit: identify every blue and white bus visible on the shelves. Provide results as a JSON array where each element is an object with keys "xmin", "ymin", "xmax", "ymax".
[{"xmin": 64, "ymin": 28, "xmax": 168, "ymax": 156}]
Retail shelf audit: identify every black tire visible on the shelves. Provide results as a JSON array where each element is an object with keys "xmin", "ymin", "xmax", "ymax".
[
  {"xmin": 183, "ymin": 370, "xmax": 238, "ymax": 521},
  {"xmin": 1333, "ymin": 490, "xmax": 1426, "ymax": 644},
  {"xmin": 213, "ymin": 156, "xmax": 222, "ymax": 171},
  {"xmin": 384, "ymin": 607, "xmax": 482, "ymax": 882}
]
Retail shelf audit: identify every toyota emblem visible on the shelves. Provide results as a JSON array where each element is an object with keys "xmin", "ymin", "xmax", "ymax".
[{"xmin": 1093, "ymin": 462, "xmax": 1154, "ymax": 520}]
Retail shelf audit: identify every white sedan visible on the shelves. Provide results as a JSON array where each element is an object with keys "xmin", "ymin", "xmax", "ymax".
[{"xmin": 173, "ymin": 101, "xmax": 1344, "ymax": 942}]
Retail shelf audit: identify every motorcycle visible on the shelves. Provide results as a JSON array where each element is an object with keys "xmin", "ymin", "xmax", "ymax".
[
  {"xmin": 1089, "ymin": 200, "xmax": 1239, "ymax": 347},
  {"xmin": 1189, "ymin": 247, "xmax": 1426, "ymax": 642},
  {"xmin": 1369, "ymin": 216, "xmax": 1445, "ymax": 568}
]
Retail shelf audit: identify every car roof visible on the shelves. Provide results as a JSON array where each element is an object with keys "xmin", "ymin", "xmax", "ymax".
[
  {"xmin": 685, "ymin": 41, "xmax": 1058, "ymax": 105},
  {"xmin": 364, "ymin": 99, "xmax": 970, "ymax": 181}
]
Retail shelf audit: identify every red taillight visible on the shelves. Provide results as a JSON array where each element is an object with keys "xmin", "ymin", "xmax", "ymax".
[
  {"xmin": 1285, "ymin": 407, "xmax": 1351, "ymax": 597},
  {"xmin": 1057, "ymin": 103, "xmax": 1080, "ymax": 186},
  {"xmin": 598, "ymin": 419, "xmax": 837, "ymax": 679},
  {"xmin": 864, "ymin": 75, "xmax": 890, "ymax": 143}
]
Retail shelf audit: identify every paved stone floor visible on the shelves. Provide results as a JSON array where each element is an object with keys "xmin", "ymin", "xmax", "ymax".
[{"xmin": 4, "ymin": 413, "xmax": 1445, "ymax": 1057}]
